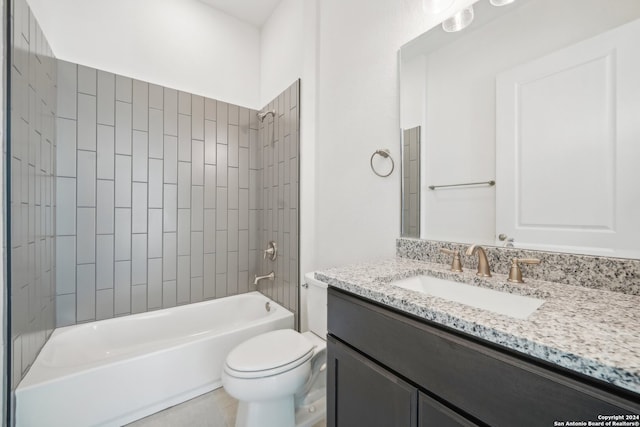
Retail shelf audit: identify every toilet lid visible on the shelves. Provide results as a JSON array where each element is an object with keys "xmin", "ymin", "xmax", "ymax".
[{"xmin": 225, "ymin": 329, "xmax": 314, "ymax": 377}]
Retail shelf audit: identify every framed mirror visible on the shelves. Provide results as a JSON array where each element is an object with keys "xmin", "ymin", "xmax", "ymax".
[{"xmin": 400, "ymin": 0, "xmax": 640, "ymax": 259}]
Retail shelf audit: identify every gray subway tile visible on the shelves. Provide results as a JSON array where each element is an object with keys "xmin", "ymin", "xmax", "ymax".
[
  {"xmin": 56, "ymin": 118, "xmax": 77, "ymax": 177},
  {"xmin": 191, "ymin": 277, "xmax": 204, "ymax": 303},
  {"xmin": 96, "ymin": 289, "xmax": 114, "ymax": 320},
  {"xmin": 147, "ymin": 258, "xmax": 162, "ymax": 309},
  {"xmin": 163, "ymin": 233, "xmax": 177, "ymax": 281},
  {"xmin": 56, "ymin": 177, "xmax": 76, "ymax": 235},
  {"xmin": 217, "ymin": 144, "xmax": 227, "ymax": 187},
  {"xmin": 164, "ymin": 88, "xmax": 178, "ymax": 136},
  {"xmin": 164, "ymin": 135, "xmax": 178, "ymax": 183},
  {"xmin": 239, "ymin": 147, "xmax": 249, "ymax": 189},
  {"xmin": 204, "ymin": 254, "xmax": 215, "ymax": 298},
  {"xmin": 217, "ymin": 101, "xmax": 228, "ymax": 144},
  {"xmin": 228, "ymin": 125, "xmax": 239, "ymax": 167},
  {"xmin": 132, "ymin": 234, "xmax": 147, "ymax": 285},
  {"xmin": 227, "ymin": 252, "xmax": 238, "ymax": 295},
  {"xmin": 178, "ymin": 92, "xmax": 191, "ymax": 115},
  {"xmin": 239, "ymin": 189, "xmax": 249, "ymax": 230},
  {"xmin": 178, "ymin": 162, "xmax": 191, "ymax": 209},
  {"xmin": 148, "ymin": 109, "xmax": 164, "ymax": 159},
  {"xmin": 56, "ymin": 236, "xmax": 76, "ymax": 295},
  {"xmin": 76, "ymin": 264, "xmax": 96, "ymax": 322},
  {"xmin": 115, "ymin": 155, "xmax": 132, "ymax": 207},
  {"xmin": 78, "ymin": 65, "xmax": 97, "ymax": 95},
  {"xmin": 57, "ymin": 294, "xmax": 76, "ymax": 327},
  {"xmin": 163, "ymin": 184, "xmax": 177, "ymax": 232},
  {"xmin": 57, "ymin": 60, "xmax": 77, "ymax": 119},
  {"xmin": 148, "ymin": 159, "xmax": 163, "ymax": 208},
  {"xmin": 148, "ymin": 209, "xmax": 163, "ymax": 259},
  {"xmin": 215, "ymin": 273, "xmax": 227, "ymax": 299},
  {"xmin": 216, "ymin": 230, "xmax": 227, "ymax": 273},
  {"xmin": 178, "ymin": 209, "xmax": 191, "ymax": 256},
  {"xmin": 133, "ymin": 80, "xmax": 149, "ymax": 131},
  {"xmin": 132, "ymin": 284, "xmax": 148, "ymax": 314},
  {"xmin": 178, "ymin": 114, "xmax": 191, "ymax": 162},
  {"xmin": 97, "ymin": 70, "xmax": 115, "ymax": 125},
  {"xmin": 238, "ymin": 271, "xmax": 249, "ymax": 295},
  {"xmin": 115, "ymin": 208, "xmax": 131, "ymax": 261},
  {"xmin": 162, "ymin": 280, "xmax": 177, "ymax": 308},
  {"xmin": 96, "ymin": 180, "xmax": 115, "ymax": 234},
  {"xmin": 191, "ymin": 140, "xmax": 204, "ymax": 185},
  {"xmin": 228, "ymin": 104, "xmax": 239, "ymax": 125},
  {"xmin": 96, "ymin": 235, "xmax": 114, "ymax": 290},
  {"xmin": 132, "ymin": 130, "xmax": 148, "ymax": 182},
  {"xmin": 115, "ymin": 75, "xmax": 132, "ymax": 102},
  {"xmin": 114, "ymin": 261, "xmax": 131, "ymax": 315},
  {"xmin": 204, "ymin": 98, "xmax": 216, "ymax": 121},
  {"xmin": 191, "ymin": 186, "xmax": 204, "ymax": 231},
  {"xmin": 216, "ymin": 188, "xmax": 227, "ymax": 230},
  {"xmin": 239, "ymin": 230, "xmax": 249, "ymax": 270},
  {"xmin": 204, "ymin": 165, "xmax": 216, "ymax": 208},
  {"xmin": 77, "ymin": 151, "xmax": 96, "ymax": 207},
  {"xmin": 192, "ymin": 95, "xmax": 204, "ymax": 140},
  {"xmin": 205, "ymin": 120, "xmax": 216, "ymax": 164},
  {"xmin": 115, "ymin": 101, "xmax": 132, "ymax": 155},
  {"xmin": 177, "ymin": 256, "xmax": 190, "ymax": 304},
  {"xmin": 78, "ymin": 94, "xmax": 97, "ymax": 151},
  {"xmin": 132, "ymin": 183, "xmax": 147, "ymax": 233},
  {"xmin": 97, "ymin": 124, "xmax": 115, "ymax": 180},
  {"xmin": 228, "ymin": 211, "xmax": 238, "ymax": 252},
  {"xmin": 190, "ymin": 232, "xmax": 203, "ymax": 277},
  {"xmin": 149, "ymin": 84, "xmax": 163, "ymax": 110},
  {"xmin": 228, "ymin": 167, "xmax": 239, "ymax": 209},
  {"xmin": 204, "ymin": 209, "xmax": 215, "ymax": 254},
  {"xmin": 239, "ymin": 108, "xmax": 250, "ymax": 147},
  {"xmin": 77, "ymin": 208, "xmax": 95, "ymax": 264}
]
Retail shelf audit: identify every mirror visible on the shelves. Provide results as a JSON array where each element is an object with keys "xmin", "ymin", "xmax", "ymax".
[{"xmin": 400, "ymin": 0, "xmax": 640, "ymax": 259}]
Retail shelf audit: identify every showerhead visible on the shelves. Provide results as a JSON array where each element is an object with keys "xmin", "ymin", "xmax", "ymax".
[{"xmin": 257, "ymin": 110, "xmax": 276, "ymax": 122}]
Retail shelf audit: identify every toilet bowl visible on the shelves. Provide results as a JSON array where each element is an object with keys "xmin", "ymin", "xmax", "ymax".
[{"xmin": 222, "ymin": 273, "xmax": 327, "ymax": 427}]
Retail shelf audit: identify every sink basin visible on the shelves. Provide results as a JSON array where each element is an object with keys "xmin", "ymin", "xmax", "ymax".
[{"xmin": 391, "ymin": 275, "xmax": 544, "ymax": 320}]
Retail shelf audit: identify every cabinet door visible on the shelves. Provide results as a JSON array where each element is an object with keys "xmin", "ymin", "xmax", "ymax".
[
  {"xmin": 327, "ymin": 336, "xmax": 418, "ymax": 427},
  {"xmin": 419, "ymin": 392, "xmax": 479, "ymax": 427}
]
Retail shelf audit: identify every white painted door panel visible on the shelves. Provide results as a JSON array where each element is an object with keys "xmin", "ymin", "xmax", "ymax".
[{"xmin": 496, "ymin": 19, "xmax": 640, "ymax": 258}]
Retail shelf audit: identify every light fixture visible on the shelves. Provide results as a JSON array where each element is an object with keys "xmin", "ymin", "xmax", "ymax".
[
  {"xmin": 441, "ymin": 5, "xmax": 474, "ymax": 33},
  {"xmin": 490, "ymin": 0, "xmax": 516, "ymax": 6},
  {"xmin": 423, "ymin": 0, "xmax": 455, "ymax": 14}
]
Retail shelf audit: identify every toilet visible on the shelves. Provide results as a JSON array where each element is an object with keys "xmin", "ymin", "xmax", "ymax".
[{"xmin": 222, "ymin": 272, "xmax": 328, "ymax": 427}]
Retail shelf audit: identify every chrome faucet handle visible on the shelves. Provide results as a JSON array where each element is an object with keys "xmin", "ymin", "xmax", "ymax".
[
  {"xmin": 465, "ymin": 244, "xmax": 492, "ymax": 277},
  {"xmin": 263, "ymin": 241, "xmax": 277, "ymax": 261},
  {"xmin": 507, "ymin": 258, "xmax": 541, "ymax": 283},
  {"xmin": 439, "ymin": 248, "xmax": 463, "ymax": 272}
]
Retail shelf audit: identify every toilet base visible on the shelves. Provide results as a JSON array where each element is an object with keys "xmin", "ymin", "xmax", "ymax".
[
  {"xmin": 235, "ymin": 396, "xmax": 295, "ymax": 427},
  {"xmin": 295, "ymin": 395, "xmax": 326, "ymax": 427}
]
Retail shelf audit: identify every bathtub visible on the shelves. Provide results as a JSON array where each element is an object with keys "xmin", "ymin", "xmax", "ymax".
[{"xmin": 15, "ymin": 292, "xmax": 293, "ymax": 427}]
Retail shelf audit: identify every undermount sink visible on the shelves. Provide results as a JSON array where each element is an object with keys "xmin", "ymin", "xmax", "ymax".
[{"xmin": 391, "ymin": 275, "xmax": 544, "ymax": 320}]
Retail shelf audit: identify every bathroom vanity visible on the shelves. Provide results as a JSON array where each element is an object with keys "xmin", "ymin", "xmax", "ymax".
[{"xmin": 320, "ymin": 257, "xmax": 640, "ymax": 426}]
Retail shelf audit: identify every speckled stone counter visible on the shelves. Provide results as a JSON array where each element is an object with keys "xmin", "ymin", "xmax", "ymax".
[{"xmin": 316, "ymin": 258, "xmax": 640, "ymax": 395}]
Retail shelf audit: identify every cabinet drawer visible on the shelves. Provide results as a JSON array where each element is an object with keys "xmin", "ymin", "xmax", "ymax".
[{"xmin": 328, "ymin": 288, "xmax": 640, "ymax": 426}]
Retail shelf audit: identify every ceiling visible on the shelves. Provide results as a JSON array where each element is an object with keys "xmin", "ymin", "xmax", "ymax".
[{"xmin": 198, "ymin": 0, "xmax": 282, "ymax": 27}]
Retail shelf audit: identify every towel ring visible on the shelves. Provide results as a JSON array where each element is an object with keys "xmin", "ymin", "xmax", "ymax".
[{"xmin": 370, "ymin": 149, "xmax": 394, "ymax": 178}]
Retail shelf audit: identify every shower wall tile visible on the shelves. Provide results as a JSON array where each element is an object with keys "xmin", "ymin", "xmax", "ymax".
[{"xmin": 53, "ymin": 61, "xmax": 281, "ymax": 328}]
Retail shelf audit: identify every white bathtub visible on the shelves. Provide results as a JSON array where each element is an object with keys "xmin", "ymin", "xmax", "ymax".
[{"xmin": 15, "ymin": 292, "xmax": 293, "ymax": 427}]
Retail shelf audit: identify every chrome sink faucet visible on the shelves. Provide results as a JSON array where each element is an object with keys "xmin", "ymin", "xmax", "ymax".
[
  {"xmin": 254, "ymin": 271, "xmax": 275, "ymax": 285},
  {"xmin": 465, "ymin": 244, "xmax": 492, "ymax": 277}
]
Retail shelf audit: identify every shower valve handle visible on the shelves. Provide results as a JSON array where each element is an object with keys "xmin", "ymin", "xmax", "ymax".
[{"xmin": 263, "ymin": 241, "xmax": 277, "ymax": 261}]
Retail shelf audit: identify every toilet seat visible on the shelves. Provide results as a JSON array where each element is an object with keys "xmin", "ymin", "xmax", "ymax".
[{"xmin": 225, "ymin": 329, "xmax": 315, "ymax": 379}]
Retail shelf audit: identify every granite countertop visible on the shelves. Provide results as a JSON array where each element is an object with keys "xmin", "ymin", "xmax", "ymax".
[{"xmin": 316, "ymin": 257, "xmax": 640, "ymax": 395}]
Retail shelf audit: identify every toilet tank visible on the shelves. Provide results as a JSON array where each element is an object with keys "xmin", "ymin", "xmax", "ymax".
[{"xmin": 304, "ymin": 272, "xmax": 328, "ymax": 339}]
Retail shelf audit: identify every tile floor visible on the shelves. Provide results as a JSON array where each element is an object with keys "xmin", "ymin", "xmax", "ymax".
[{"xmin": 127, "ymin": 388, "xmax": 326, "ymax": 427}]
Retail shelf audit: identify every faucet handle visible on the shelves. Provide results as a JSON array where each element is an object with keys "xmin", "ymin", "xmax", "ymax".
[
  {"xmin": 507, "ymin": 258, "xmax": 541, "ymax": 283},
  {"xmin": 263, "ymin": 241, "xmax": 277, "ymax": 261},
  {"xmin": 439, "ymin": 248, "xmax": 463, "ymax": 272}
]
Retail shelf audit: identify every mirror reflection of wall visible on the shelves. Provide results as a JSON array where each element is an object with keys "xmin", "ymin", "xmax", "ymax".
[
  {"xmin": 402, "ymin": 127, "xmax": 421, "ymax": 238},
  {"xmin": 400, "ymin": 0, "xmax": 640, "ymax": 259}
]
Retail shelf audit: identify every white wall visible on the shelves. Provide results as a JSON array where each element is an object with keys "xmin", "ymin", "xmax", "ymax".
[
  {"xmin": 26, "ymin": 0, "xmax": 261, "ymax": 108},
  {"xmin": 313, "ymin": 0, "xmax": 476, "ymax": 269}
]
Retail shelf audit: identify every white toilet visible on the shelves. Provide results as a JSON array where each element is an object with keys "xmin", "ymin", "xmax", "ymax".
[{"xmin": 222, "ymin": 272, "xmax": 328, "ymax": 427}]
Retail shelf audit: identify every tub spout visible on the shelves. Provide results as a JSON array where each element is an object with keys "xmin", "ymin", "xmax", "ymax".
[{"xmin": 254, "ymin": 271, "xmax": 275, "ymax": 285}]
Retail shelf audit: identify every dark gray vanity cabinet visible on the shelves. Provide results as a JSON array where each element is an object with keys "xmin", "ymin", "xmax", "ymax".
[{"xmin": 327, "ymin": 287, "xmax": 640, "ymax": 427}]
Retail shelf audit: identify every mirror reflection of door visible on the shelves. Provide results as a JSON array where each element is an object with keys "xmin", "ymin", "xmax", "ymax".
[
  {"xmin": 402, "ymin": 126, "xmax": 421, "ymax": 238},
  {"xmin": 496, "ymin": 19, "xmax": 640, "ymax": 258}
]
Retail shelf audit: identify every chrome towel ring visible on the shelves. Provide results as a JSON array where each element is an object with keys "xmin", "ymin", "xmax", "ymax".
[{"xmin": 370, "ymin": 149, "xmax": 395, "ymax": 177}]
